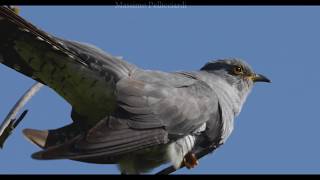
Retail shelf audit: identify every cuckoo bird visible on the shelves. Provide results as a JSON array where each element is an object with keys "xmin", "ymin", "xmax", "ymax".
[{"xmin": 0, "ymin": 7, "xmax": 270, "ymax": 174}]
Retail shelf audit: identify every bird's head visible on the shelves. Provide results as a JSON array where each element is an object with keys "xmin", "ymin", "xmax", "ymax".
[{"xmin": 200, "ymin": 58, "xmax": 271, "ymax": 102}]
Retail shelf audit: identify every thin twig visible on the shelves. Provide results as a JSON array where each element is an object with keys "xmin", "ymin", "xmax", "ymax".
[{"xmin": 0, "ymin": 82, "xmax": 44, "ymax": 148}]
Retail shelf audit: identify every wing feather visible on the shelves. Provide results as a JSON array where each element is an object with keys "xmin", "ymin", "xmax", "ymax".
[
  {"xmin": 32, "ymin": 118, "xmax": 168, "ymax": 162},
  {"xmin": 115, "ymin": 74, "xmax": 219, "ymax": 136}
]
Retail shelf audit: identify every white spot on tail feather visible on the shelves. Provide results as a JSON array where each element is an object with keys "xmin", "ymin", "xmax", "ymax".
[
  {"xmin": 52, "ymin": 45, "xmax": 59, "ymax": 50},
  {"xmin": 57, "ymin": 41, "xmax": 64, "ymax": 46},
  {"xmin": 36, "ymin": 36, "xmax": 44, "ymax": 41},
  {"xmin": 19, "ymin": 28, "xmax": 30, "ymax": 32},
  {"xmin": 68, "ymin": 54, "xmax": 75, "ymax": 59}
]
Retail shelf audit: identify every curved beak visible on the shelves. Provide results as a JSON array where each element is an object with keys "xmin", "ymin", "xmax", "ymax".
[{"xmin": 253, "ymin": 74, "xmax": 271, "ymax": 83}]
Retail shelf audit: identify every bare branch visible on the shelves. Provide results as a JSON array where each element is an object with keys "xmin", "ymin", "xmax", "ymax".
[{"xmin": 0, "ymin": 82, "xmax": 44, "ymax": 148}]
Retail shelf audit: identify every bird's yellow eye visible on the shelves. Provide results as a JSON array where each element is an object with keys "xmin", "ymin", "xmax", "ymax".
[{"xmin": 233, "ymin": 66, "xmax": 243, "ymax": 75}]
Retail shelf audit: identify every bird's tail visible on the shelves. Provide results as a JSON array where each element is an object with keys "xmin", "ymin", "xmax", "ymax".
[
  {"xmin": 0, "ymin": 6, "xmax": 91, "ymax": 84},
  {"xmin": 0, "ymin": 6, "xmax": 136, "ymax": 82},
  {"xmin": 0, "ymin": 6, "xmax": 137, "ymax": 126},
  {"xmin": 0, "ymin": 6, "xmax": 45, "ymax": 83}
]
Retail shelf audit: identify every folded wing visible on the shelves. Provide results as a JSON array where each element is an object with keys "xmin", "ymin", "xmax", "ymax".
[{"xmin": 30, "ymin": 74, "xmax": 220, "ymax": 161}]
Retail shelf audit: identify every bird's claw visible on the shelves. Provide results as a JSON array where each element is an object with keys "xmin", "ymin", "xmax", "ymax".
[{"xmin": 182, "ymin": 152, "xmax": 199, "ymax": 169}]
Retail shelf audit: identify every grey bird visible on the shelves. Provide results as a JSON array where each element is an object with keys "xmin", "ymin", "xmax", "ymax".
[{"xmin": 0, "ymin": 7, "xmax": 270, "ymax": 174}]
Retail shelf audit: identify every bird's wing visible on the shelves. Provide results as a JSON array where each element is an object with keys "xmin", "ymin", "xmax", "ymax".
[
  {"xmin": 115, "ymin": 72, "xmax": 220, "ymax": 137},
  {"xmin": 31, "ymin": 119, "xmax": 168, "ymax": 163},
  {"xmin": 30, "ymin": 74, "xmax": 221, "ymax": 161}
]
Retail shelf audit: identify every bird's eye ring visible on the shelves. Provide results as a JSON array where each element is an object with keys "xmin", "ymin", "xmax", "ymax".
[{"xmin": 233, "ymin": 66, "xmax": 243, "ymax": 75}]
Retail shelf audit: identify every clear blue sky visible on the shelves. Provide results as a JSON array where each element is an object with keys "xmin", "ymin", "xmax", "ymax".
[{"xmin": 0, "ymin": 6, "xmax": 319, "ymax": 174}]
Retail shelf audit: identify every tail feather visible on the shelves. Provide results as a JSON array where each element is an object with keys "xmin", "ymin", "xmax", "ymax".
[
  {"xmin": 0, "ymin": 6, "xmax": 49, "ymax": 84},
  {"xmin": 23, "ymin": 122, "xmax": 82, "ymax": 149},
  {"xmin": 0, "ymin": 6, "xmax": 138, "ymax": 125},
  {"xmin": 23, "ymin": 129, "xmax": 48, "ymax": 148}
]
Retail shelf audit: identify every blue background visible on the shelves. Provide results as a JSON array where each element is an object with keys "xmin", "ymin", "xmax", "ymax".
[{"xmin": 0, "ymin": 6, "xmax": 319, "ymax": 174}]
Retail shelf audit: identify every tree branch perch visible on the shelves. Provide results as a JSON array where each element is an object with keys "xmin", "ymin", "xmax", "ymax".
[{"xmin": 0, "ymin": 82, "xmax": 44, "ymax": 148}]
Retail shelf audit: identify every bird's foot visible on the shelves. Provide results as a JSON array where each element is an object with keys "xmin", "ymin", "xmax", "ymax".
[{"xmin": 182, "ymin": 152, "xmax": 199, "ymax": 169}]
